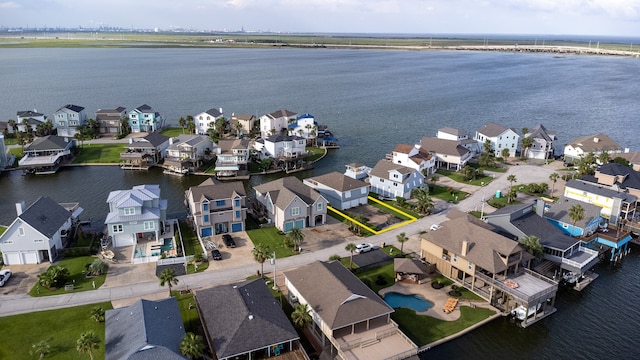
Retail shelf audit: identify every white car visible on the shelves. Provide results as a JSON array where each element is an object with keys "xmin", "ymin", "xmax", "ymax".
[
  {"xmin": 0, "ymin": 269, "xmax": 12, "ymax": 287},
  {"xmin": 430, "ymin": 224, "xmax": 442, "ymax": 231},
  {"xmin": 355, "ymin": 243, "xmax": 374, "ymax": 253}
]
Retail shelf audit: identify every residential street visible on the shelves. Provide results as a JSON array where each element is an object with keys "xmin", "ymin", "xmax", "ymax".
[{"xmin": 0, "ymin": 162, "xmax": 563, "ymax": 317}]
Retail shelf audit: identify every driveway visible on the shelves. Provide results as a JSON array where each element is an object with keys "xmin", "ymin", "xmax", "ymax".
[{"xmin": 0, "ymin": 263, "xmax": 49, "ymax": 295}]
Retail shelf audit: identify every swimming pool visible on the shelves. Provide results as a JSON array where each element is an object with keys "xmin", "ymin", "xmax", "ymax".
[{"xmin": 383, "ymin": 292, "xmax": 434, "ymax": 312}]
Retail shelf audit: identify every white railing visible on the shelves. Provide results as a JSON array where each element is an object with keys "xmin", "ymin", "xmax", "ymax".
[{"xmin": 19, "ymin": 150, "xmax": 70, "ymax": 166}]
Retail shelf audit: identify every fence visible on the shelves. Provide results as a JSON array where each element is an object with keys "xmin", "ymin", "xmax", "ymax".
[{"xmin": 157, "ymin": 255, "xmax": 193, "ymax": 266}]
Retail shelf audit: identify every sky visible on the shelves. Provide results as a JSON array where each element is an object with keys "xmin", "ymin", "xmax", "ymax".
[{"xmin": 0, "ymin": 0, "xmax": 639, "ymax": 37}]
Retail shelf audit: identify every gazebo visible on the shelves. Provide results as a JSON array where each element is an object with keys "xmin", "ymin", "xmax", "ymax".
[{"xmin": 394, "ymin": 258, "xmax": 432, "ymax": 284}]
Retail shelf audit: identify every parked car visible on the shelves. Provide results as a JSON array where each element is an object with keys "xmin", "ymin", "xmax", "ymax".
[
  {"xmin": 222, "ymin": 234, "xmax": 236, "ymax": 248},
  {"xmin": 211, "ymin": 249, "xmax": 222, "ymax": 261},
  {"xmin": 355, "ymin": 243, "xmax": 373, "ymax": 253},
  {"xmin": 0, "ymin": 269, "xmax": 12, "ymax": 287},
  {"xmin": 430, "ymin": 224, "xmax": 442, "ymax": 231}
]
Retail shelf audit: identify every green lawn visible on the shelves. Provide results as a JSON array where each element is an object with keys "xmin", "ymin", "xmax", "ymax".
[
  {"xmin": 0, "ymin": 301, "xmax": 112, "ymax": 360},
  {"xmin": 9, "ymin": 147, "xmax": 23, "ymax": 158},
  {"xmin": 29, "ymin": 256, "xmax": 107, "ymax": 297},
  {"xmin": 0, "ymin": 225, "xmax": 6, "ymax": 236},
  {"xmin": 392, "ymin": 306, "xmax": 496, "ymax": 346},
  {"xmin": 487, "ymin": 197, "xmax": 522, "ymax": 209},
  {"xmin": 177, "ymin": 220, "xmax": 202, "ymax": 256},
  {"xmin": 356, "ymin": 263, "xmax": 395, "ymax": 294},
  {"xmin": 175, "ymin": 292, "xmax": 203, "ymax": 334},
  {"xmin": 436, "ymin": 169, "xmax": 494, "ymax": 186},
  {"xmin": 246, "ymin": 226, "xmax": 296, "ymax": 259},
  {"xmin": 369, "ymin": 199, "xmax": 421, "ymax": 220},
  {"xmin": 428, "ymin": 185, "xmax": 469, "ymax": 203},
  {"xmin": 72, "ymin": 143, "xmax": 125, "ymax": 163},
  {"xmin": 306, "ymin": 147, "xmax": 325, "ymax": 162},
  {"xmin": 160, "ymin": 127, "xmax": 184, "ymax": 137}
]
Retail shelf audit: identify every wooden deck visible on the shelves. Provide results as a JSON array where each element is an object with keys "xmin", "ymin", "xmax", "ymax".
[{"xmin": 270, "ymin": 349, "xmax": 308, "ymax": 360}]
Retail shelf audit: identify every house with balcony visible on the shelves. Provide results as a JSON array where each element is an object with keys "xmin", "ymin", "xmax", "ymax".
[
  {"xmin": 0, "ymin": 197, "xmax": 81, "ymax": 265},
  {"xmin": 523, "ymin": 124, "xmax": 556, "ymax": 160},
  {"xmin": 128, "ymin": 104, "xmax": 164, "ymax": 133},
  {"xmin": 564, "ymin": 178, "xmax": 637, "ymax": 226},
  {"xmin": 254, "ymin": 134, "xmax": 308, "ymax": 172},
  {"xmin": 163, "ymin": 134, "xmax": 214, "ymax": 174},
  {"xmin": 545, "ymin": 198, "xmax": 602, "ymax": 238},
  {"xmin": 19, "ymin": 135, "xmax": 75, "ymax": 174},
  {"xmin": 259, "ymin": 109, "xmax": 297, "ymax": 138},
  {"xmin": 303, "ymin": 171, "xmax": 370, "ymax": 210},
  {"xmin": 284, "ymin": 261, "xmax": 418, "ymax": 360},
  {"xmin": 120, "ymin": 132, "xmax": 170, "ymax": 170},
  {"xmin": 185, "ymin": 177, "xmax": 247, "ymax": 237},
  {"xmin": 436, "ymin": 127, "xmax": 480, "ymax": 155},
  {"xmin": 230, "ymin": 113, "xmax": 256, "ymax": 137},
  {"xmin": 215, "ymin": 138, "xmax": 251, "ymax": 178},
  {"xmin": 474, "ymin": 122, "xmax": 520, "ymax": 158},
  {"xmin": 287, "ymin": 113, "xmax": 318, "ymax": 144},
  {"xmin": 254, "ymin": 176, "xmax": 327, "ymax": 232},
  {"xmin": 194, "ymin": 107, "xmax": 224, "ymax": 135},
  {"xmin": 344, "ymin": 163, "xmax": 371, "ymax": 180},
  {"xmin": 95, "ymin": 107, "xmax": 126, "ymax": 136},
  {"xmin": 420, "ymin": 210, "xmax": 558, "ymax": 326},
  {"xmin": 368, "ymin": 159, "xmax": 425, "ymax": 199},
  {"xmin": 54, "ymin": 104, "xmax": 87, "ymax": 137},
  {"xmin": 387, "ymin": 143, "xmax": 435, "ymax": 176},
  {"xmin": 563, "ymin": 133, "xmax": 623, "ymax": 164},
  {"xmin": 16, "ymin": 110, "xmax": 48, "ymax": 134},
  {"xmin": 419, "ymin": 137, "xmax": 472, "ymax": 171}
]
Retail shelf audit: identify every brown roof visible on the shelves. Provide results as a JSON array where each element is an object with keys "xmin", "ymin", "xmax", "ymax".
[
  {"xmin": 476, "ymin": 122, "xmax": 513, "ymax": 137},
  {"xmin": 187, "ymin": 180, "xmax": 246, "ymax": 205},
  {"xmin": 284, "ymin": 261, "xmax": 393, "ymax": 330},
  {"xmin": 394, "ymin": 258, "xmax": 427, "ymax": 275},
  {"xmin": 232, "ymin": 114, "xmax": 256, "ymax": 121},
  {"xmin": 308, "ymin": 171, "xmax": 368, "ymax": 192},
  {"xmin": 393, "ymin": 144, "xmax": 415, "ymax": 154},
  {"xmin": 369, "ymin": 160, "xmax": 416, "ymax": 184},
  {"xmin": 420, "ymin": 137, "xmax": 470, "ymax": 157},
  {"xmin": 254, "ymin": 176, "xmax": 324, "ymax": 208},
  {"xmin": 268, "ymin": 109, "xmax": 297, "ymax": 119},
  {"xmin": 438, "ymin": 127, "xmax": 468, "ymax": 137},
  {"xmin": 218, "ymin": 138, "xmax": 251, "ymax": 153},
  {"xmin": 567, "ymin": 133, "xmax": 622, "ymax": 153}
]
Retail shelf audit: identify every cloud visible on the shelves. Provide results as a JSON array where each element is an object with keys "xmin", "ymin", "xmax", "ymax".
[{"xmin": 0, "ymin": 1, "xmax": 20, "ymax": 8}]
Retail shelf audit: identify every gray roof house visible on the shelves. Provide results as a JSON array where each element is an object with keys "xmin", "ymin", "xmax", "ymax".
[
  {"xmin": 473, "ymin": 122, "xmax": 520, "ymax": 158},
  {"xmin": 95, "ymin": 106, "xmax": 126, "ymax": 136},
  {"xmin": 121, "ymin": 132, "xmax": 171, "ymax": 170},
  {"xmin": 195, "ymin": 107, "xmax": 224, "ymax": 135},
  {"xmin": 545, "ymin": 197, "xmax": 602, "ymax": 237},
  {"xmin": 368, "ymin": 159, "xmax": 425, "ymax": 199},
  {"xmin": 564, "ymin": 178, "xmax": 637, "ymax": 225},
  {"xmin": 420, "ymin": 137, "xmax": 472, "ymax": 171},
  {"xmin": 164, "ymin": 134, "xmax": 215, "ymax": 174},
  {"xmin": 54, "ymin": 104, "xmax": 87, "ymax": 137},
  {"xmin": 195, "ymin": 279, "xmax": 301, "ymax": 360},
  {"xmin": 523, "ymin": 124, "xmax": 557, "ymax": 160},
  {"xmin": 18, "ymin": 135, "xmax": 75, "ymax": 174},
  {"xmin": 105, "ymin": 297, "xmax": 186, "ymax": 360},
  {"xmin": 215, "ymin": 138, "xmax": 251, "ymax": 178},
  {"xmin": 303, "ymin": 171, "xmax": 370, "ymax": 210},
  {"xmin": 563, "ymin": 133, "xmax": 623, "ymax": 163}
]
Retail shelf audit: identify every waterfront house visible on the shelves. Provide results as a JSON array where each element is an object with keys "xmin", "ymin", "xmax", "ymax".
[
  {"xmin": 184, "ymin": 177, "xmax": 247, "ymax": 237},
  {"xmin": 523, "ymin": 124, "xmax": 556, "ymax": 160},
  {"xmin": 253, "ymin": 134, "xmax": 308, "ymax": 172},
  {"xmin": 563, "ymin": 133, "xmax": 623, "ymax": 164},
  {"xmin": 254, "ymin": 176, "xmax": 327, "ymax": 232},
  {"xmin": 54, "ymin": 104, "xmax": 87, "ymax": 137},
  {"xmin": 473, "ymin": 122, "xmax": 520, "ymax": 158},
  {"xmin": 120, "ymin": 132, "xmax": 170, "ymax": 170},
  {"xmin": 284, "ymin": 261, "xmax": 418, "ymax": 360},
  {"xmin": 420, "ymin": 210, "xmax": 558, "ymax": 325},
  {"xmin": 164, "ymin": 134, "xmax": 214, "ymax": 174},
  {"xmin": 16, "ymin": 110, "xmax": 48, "ymax": 134},
  {"xmin": 287, "ymin": 113, "xmax": 317, "ymax": 144},
  {"xmin": 215, "ymin": 138, "xmax": 251, "ymax": 178},
  {"xmin": 128, "ymin": 104, "xmax": 164, "ymax": 133},
  {"xmin": 387, "ymin": 143, "xmax": 435, "ymax": 176},
  {"xmin": 19, "ymin": 135, "xmax": 75, "ymax": 174},
  {"xmin": 195, "ymin": 107, "xmax": 224, "ymax": 135},
  {"xmin": 419, "ymin": 137, "xmax": 472, "ymax": 171},
  {"xmin": 303, "ymin": 171, "xmax": 370, "ymax": 210},
  {"xmin": 436, "ymin": 127, "xmax": 480, "ymax": 156},
  {"xmin": 0, "ymin": 133, "xmax": 7, "ymax": 169},
  {"xmin": 344, "ymin": 163, "xmax": 371, "ymax": 180},
  {"xmin": 230, "ymin": 113, "xmax": 256, "ymax": 137},
  {"xmin": 368, "ymin": 159, "xmax": 425, "ymax": 199},
  {"xmin": 0, "ymin": 197, "xmax": 80, "ymax": 265},
  {"xmin": 104, "ymin": 184, "xmax": 168, "ymax": 250},
  {"xmin": 196, "ymin": 279, "xmax": 303, "ymax": 360},
  {"xmin": 105, "ymin": 297, "xmax": 186, "ymax": 360},
  {"xmin": 95, "ymin": 107, "xmax": 126, "ymax": 137},
  {"xmin": 259, "ymin": 109, "xmax": 297, "ymax": 138},
  {"xmin": 564, "ymin": 178, "xmax": 637, "ymax": 226},
  {"xmin": 545, "ymin": 198, "xmax": 602, "ymax": 237}
]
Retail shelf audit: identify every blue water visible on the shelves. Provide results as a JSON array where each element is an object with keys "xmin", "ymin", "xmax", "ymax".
[{"xmin": 384, "ymin": 292, "xmax": 434, "ymax": 312}]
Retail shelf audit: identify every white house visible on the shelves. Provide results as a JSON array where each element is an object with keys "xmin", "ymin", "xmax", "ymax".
[
  {"xmin": 388, "ymin": 143, "xmax": 435, "ymax": 175},
  {"xmin": 369, "ymin": 159, "xmax": 425, "ymax": 199},
  {"xmin": 419, "ymin": 137, "xmax": 472, "ymax": 171},
  {"xmin": 54, "ymin": 104, "xmax": 87, "ymax": 137},
  {"xmin": 215, "ymin": 138, "xmax": 251, "ymax": 178},
  {"xmin": 303, "ymin": 171, "xmax": 370, "ymax": 210},
  {"xmin": 195, "ymin": 108, "xmax": 224, "ymax": 135},
  {"xmin": 563, "ymin": 133, "xmax": 623, "ymax": 164},
  {"xmin": 287, "ymin": 113, "xmax": 317, "ymax": 141},
  {"xmin": 437, "ymin": 127, "xmax": 469, "ymax": 141},
  {"xmin": 344, "ymin": 163, "xmax": 371, "ymax": 180},
  {"xmin": 254, "ymin": 134, "xmax": 306, "ymax": 160},
  {"xmin": 16, "ymin": 110, "xmax": 48, "ymax": 134},
  {"xmin": 259, "ymin": 109, "xmax": 297, "ymax": 138},
  {"xmin": 474, "ymin": 122, "xmax": 520, "ymax": 157},
  {"xmin": 524, "ymin": 124, "xmax": 557, "ymax": 160}
]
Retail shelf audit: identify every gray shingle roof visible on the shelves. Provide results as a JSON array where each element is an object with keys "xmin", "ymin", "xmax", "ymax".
[
  {"xmin": 25, "ymin": 135, "xmax": 73, "ymax": 151},
  {"xmin": 59, "ymin": 104, "xmax": 85, "ymax": 113},
  {"xmin": 566, "ymin": 133, "xmax": 622, "ymax": 153},
  {"xmin": 420, "ymin": 137, "xmax": 470, "ymax": 157},
  {"xmin": 143, "ymin": 132, "xmax": 170, "ymax": 147},
  {"xmin": 96, "ymin": 107, "xmax": 126, "ymax": 115},
  {"xmin": 476, "ymin": 122, "xmax": 512, "ymax": 137},
  {"xmin": 565, "ymin": 179, "xmax": 637, "ymax": 202},
  {"xmin": 545, "ymin": 197, "xmax": 601, "ymax": 229},
  {"xmin": 596, "ymin": 163, "xmax": 640, "ymax": 191},
  {"xmin": 17, "ymin": 110, "xmax": 44, "ymax": 117},
  {"xmin": 394, "ymin": 258, "xmax": 427, "ymax": 275},
  {"xmin": 369, "ymin": 159, "xmax": 417, "ymax": 184},
  {"xmin": 136, "ymin": 104, "xmax": 154, "ymax": 112},
  {"xmin": 196, "ymin": 279, "xmax": 299, "ymax": 359},
  {"xmin": 438, "ymin": 127, "xmax": 468, "ymax": 137},
  {"xmin": 307, "ymin": 171, "xmax": 368, "ymax": 192},
  {"xmin": 218, "ymin": 138, "xmax": 250, "ymax": 153},
  {"xmin": 264, "ymin": 134, "xmax": 304, "ymax": 143},
  {"xmin": 284, "ymin": 261, "xmax": 394, "ymax": 330},
  {"xmin": 205, "ymin": 108, "xmax": 222, "ymax": 117},
  {"xmin": 525, "ymin": 124, "xmax": 555, "ymax": 142},
  {"xmin": 187, "ymin": 180, "xmax": 246, "ymax": 204},
  {"xmin": 19, "ymin": 196, "xmax": 71, "ymax": 238},
  {"xmin": 268, "ymin": 109, "xmax": 297, "ymax": 118},
  {"xmin": 105, "ymin": 298, "xmax": 186, "ymax": 360},
  {"xmin": 254, "ymin": 176, "xmax": 323, "ymax": 208}
]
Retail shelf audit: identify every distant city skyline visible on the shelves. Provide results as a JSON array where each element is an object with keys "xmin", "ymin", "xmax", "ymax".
[{"xmin": 0, "ymin": 0, "xmax": 639, "ymax": 37}]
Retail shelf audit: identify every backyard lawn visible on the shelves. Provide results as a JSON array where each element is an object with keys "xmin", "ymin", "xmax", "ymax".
[
  {"xmin": 72, "ymin": 143, "xmax": 124, "ymax": 164},
  {"xmin": 0, "ymin": 301, "xmax": 112, "ymax": 360},
  {"xmin": 356, "ymin": 262, "xmax": 395, "ymax": 294},
  {"xmin": 436, "ymin": 169, "xmax": 494, "ymax": 186},
  {"xmin": 175, "ymin": 291, "xmax": 203, "ymax": 334},
  {"xmin": 160, "ymin": 127, "xmax": 184, "ymax": 137},
  {"xmin": 0, "ymin": 225, "xmax": 6, "ymax": 236},
  {"xmin": 29, "ymin": 256, "xmax": 107, "ymax": 297},
  {"xmin": 246, "ymin": 226, "xmax": 296, "ymax": 259},
  {"xmin": 428, "ymin": 184, "xmax": 469, "ymax": 203}
]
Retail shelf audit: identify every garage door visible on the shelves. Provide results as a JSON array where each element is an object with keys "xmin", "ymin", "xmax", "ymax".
[
  {"xmin": 23, "ymin": 251, "xmax": 39, "ymax": 264},
  {"xmin": 295, "ymin": 219, "xmax": 305, "ymax": 229},
  {"xmin": 284, "ymin": 221, "xmax": 294, "ymax": 232},
  {"xmin": 231, "ymin": 223, "xmax": 243, "ymax": 232},
  {"xmin": 5, "ymin": 252, "xmax": 22, "ymax": 265},
  {"xmin": 201, "ymin": 227, "xmax": 213, "ymax": 237},
  {"xmin": 114, "ymin": 234, "xmax": 135, "ymax": 247}
]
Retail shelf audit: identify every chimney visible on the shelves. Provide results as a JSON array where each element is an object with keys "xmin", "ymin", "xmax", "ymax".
[
  {"xmin": 169, "ymin": 137, "xmax": 174, "ymax": 145},
  {"xmin": 536, "ymin": 199, "xmax": 545, "ymax": 217},
  {"xmin": 461, "ymin": 240, "xmax": 469, "ymax": 256},
  {"xmin": 593, "ymin": 137, "xmax": 599, "ymax": 143},
  {"xmin": 219, "ymin": 107, "xmax": 223, "ymax": 114},
  {"xmin": 16, "ymin": 201, "xmax": 25, "ymax": 216}
]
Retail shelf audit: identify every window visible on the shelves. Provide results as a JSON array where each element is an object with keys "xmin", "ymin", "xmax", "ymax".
[
  {"xmin": 235, "ymin": 210, "xmax": 241, "ymax": 219},
  {"xmin": 34, "ymin": 239, "xmax": 44, "ymax": 243},
  {"xmin": 202, "ymin": 203, "xmax": 209, "ymax": 212},
  {"xmin": 203, "ymin": 215, "xmax": 209, "ymax": 223},
  {"xmin": 216, "ymin": 200, "xmax": 226, "ymax": 206},
  {"xmin": 317, "ymin": 203, "xmax": 324, "ymax": 211},
  {"xmin": 144, "ymin": 221, "xmax": 154, "ymax": 230},
  {"xmin": 234, "ymin": 199, "xmax": 240, "ymax": 207},
  {"xmin": 291, "ymin": 207, "xmax": 300, "ymax": 216},
  {"xmin": 112, "ymin": 224, "xmax": 123, "ymax": 233},
  {"xmin": 19, "ymin": 227, "xmax": 25, "ymax": 236},
  {"xmin": 380, "ymin": 179, "xmax": 384, "ymax": 183},
  {"xmin": 70, "ymin": 120, "xmax": 77, "ymax": 126},
  {"xmin": 453, "ymin": 254, "xmax": 458, "ymax": 263},
  {"xmin": 124, "ymin": 208, "xmax": 135, "ymax": 215},
  {"xmin": 4, "ymin": 239, "xmax": 13, "ymax": 244},
  {"xmin": 58, "ymin": 121, "xmax": 65, "ymax": 126}
]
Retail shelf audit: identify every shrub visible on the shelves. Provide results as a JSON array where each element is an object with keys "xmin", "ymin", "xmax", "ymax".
[
  {"xmin": 361, "ymin": 278, "xmax": 373, "ymax": 289},
  {"xmin": 87, "ymin": 259, "xmax": 109, "ymax": 276},
  {"xmin": 375, "ymin": 275, "xmax": 388, "ymax": 286},
  {"xmin": 192, "ymin": 252, "xmax": 204, "ymax": 263},
  {"xmin": 64, "ymin": 247, "xmax": 90, "ymax": 258},
  {"xmin": 38, "ymin": 266, "xmax": 70, "ymax": 289}
]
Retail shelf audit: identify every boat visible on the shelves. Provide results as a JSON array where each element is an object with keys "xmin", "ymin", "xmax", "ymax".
[
  {"xmin": 101, "ymin": 250, "xmax": 115, "ymax": 260},
  {"xmin": 512, "ymin": 303, "xmax": 542, "ymax": 320}
]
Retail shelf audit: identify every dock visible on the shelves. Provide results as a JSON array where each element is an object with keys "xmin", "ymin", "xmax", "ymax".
[{"xmin": 574, "ymin": 272, "xmax": 599, "ymax": 291}]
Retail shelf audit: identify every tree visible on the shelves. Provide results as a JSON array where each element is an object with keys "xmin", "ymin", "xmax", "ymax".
[
  {"xmin": 612, "ymin": 157, "xmax": 630, "ymax": 167},
  {"xmin": 252, "ymin": 244, "xmax": 270, "ymax": 278},
  {"xmin": 431, "ymin": 175, "xmax": 439, "ymax": 186},
  {"xmin": 30, "ymin": 339, "xmax": 51, "ymax": 360},
  {"xmin": 483, "ymin": 139, "xmax": 492, "ymax": 153},
  {"xmin": 461, "ymin": 165, "xmax": 478, "ymax": 181},
  {"xmin": 538, "ymin": 182, "xmax": 549, "ymax": 194},
  {"xmin": 90, "ymin": 306, "xmax": 105, "ymax": 322},
  {"xmin": 38, "ymin": 265, "xmax": 70, "ymax": 289},
  {"xmin": 159, "ymin": 268, "xmax": 179, "ymax": 297},
  {"xmin": 186, "ymin": 115, "xmax": 195, "ymax": 134},
  {"xmin": 412, "ymin": 187, "xmax": 435, "ymax": 215},
  {"xmin": 521, "ymin": 136, "xmax": 533, "ymax": 158},
  {"xmin": 520, "ymin": 235, "xmax": 543, "ymax": 259},
  {"xmin": 569, "ymin": 204, "xmax": 585, "ymax": 237},
  {"xmin": 88, "ymin": 259, "xmax": 109, "ymax": 276},
  {"xmin": 345, "ymin": 243, "xmax": 357, "ymax": 270},
  {"xmin": 178, "ymin": 117, "xmax": 186, "ymax": 134},
  {"xmin": 507, "ymin": 174, "xmax": 517, "ymax": 195},
  {"xmin": 329, "ymin": 254, "xmax": 341, "ymax": 262},
  {"xmin": 501, "ymin": 148, "xmax": 510, "ymax": 161},
  {"xmin": 260, "ymin": 158, "xmax": 273, "ymax": 172},
  {"xmin": 396, "ymin": 232, "xmax": 409, "ymax": 254},
  {"xmin": 7, "ymin": 119, "xmax": 16, "ymax": 133},
  {"xmin": 522, "ymin": 127, "xmax": 528, "ymax": 136},
  {"xmin": 22, "ymin": 117, "xmax": 31, "ymax": 134},
  {"xmin": 598, "ymin": 151, "xmax": 611, "ymax": 165},
  {"xmin": 234, "ymin": 121, "xmax": 243, "ymax": 137},
  {"xmin": 76, "ymin": 331, "xmax": 100, "ymax": 360},
  {"xmin": 291, "ymin": 303, "xmax": 313, "ymax": 329},
  {"xmin": 478, "ymin": 152, "xmax": 496, "ymax": 168},
  {"xmin": 577, "ymin": 152, "xmax": 597, "ymax": 175},
  {"xmin": 286, "ymin": 228, "xmax": 304, "ymax": 251},
  {"xmin": 180, "ymin": 332, "xmax": 205, "ymax": 360},
  {"xmin": 506, "ymin": 187, "xmax": 518, "ymax": 204},
  {"xmin": 549, "ymin": 172, "xmax": 559, "ymax": 195}
]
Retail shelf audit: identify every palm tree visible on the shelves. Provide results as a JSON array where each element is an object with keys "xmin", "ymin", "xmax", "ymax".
[
  {"xmin": 411, "ymin": 187, "xmax": 435, "ymax": 215},
  {"xmin": 88, "ymin": 259, "xmax": 109, "ymax": 276},
  {"xmin": 286, "ymin": 228, "xmax": 304, "ymax": 251},
  {"xmin": 180, "ymin": 332, "xmax": 205, "ymax": 360},
  {"xmin": 252, "ymin": 244, "xmax": 270, "ymax": 278},
  {"xmin": 522, "ymin": 127, "xmax": 528, "ymax": 136},
  {"xmin": 598, "ymin": 151, "xmax": 611, "ymax": 165},
  {"xmin": 21, "ymin": 117, "xmax": 30, "ymax": 134},
  {"xmin": 186, "ymin": 115, "xmax": 195, "ymax": 134},
  {"xmin": 76, "ymin": 331, "xmax": 100, "ymax": 360},
  {"xmin": 396, "ymin": 232, "xmax": 409, "ymax": 254},
  {"xmin": 501, "ymin": 148, "xmax": 510, "ymax": 162},
  {"xmin": 30, "ymin": 339, "xmax": 51, "ymax": 360},
  {"xmin": 520, "ymin": 235, "xmax": 543, "ymax": 259},
  {"xmin": 521, "ymin": 136, "xmax": 533, "ymax": 158},
  {"xmin": 345, "ymin": 243, "xmax": 357, "ymax": 270},
  {"xmin": 90, "ymin": 306, "xmax": 105, "ymax": 322},
  {"xmin": 549, "ymin": 172, "xmax": 559, "ymax": 195},
  {"xmin": 7, "ymin": 119, "xmax": 16, "ymax": 133},
  {"xmin": 483, "ymin": 139, "xmax": 492, "ymax": 153},
  {"xmin": 569, "ymin": 204, "xmax": 585, "ymax": 237},
  {"xmin": 291, "ymin": 303, "xmax": 313, "ymax": 329},
  {"xmin": 431, "ymin": 175, "xmax": 439, "ymax": 186},
  {"xmin": 159, "ymin": 268, "xmax": 179, "ymax": 297},
  {"xmin": 507, "ymin": 174, "xmax": 517, "ymax": 194},
  {"xmin": 178, "ymin": 117, "xmax": 186, "ymax": 133},
  {"xmin": 329, "ymin": 254, "xmax": 341, "ymax": 262}
]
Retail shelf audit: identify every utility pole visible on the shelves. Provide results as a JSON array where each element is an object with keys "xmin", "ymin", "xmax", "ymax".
[{"xmin": 271, "ymin": 251, "xmax": 278, "ymax": 290}]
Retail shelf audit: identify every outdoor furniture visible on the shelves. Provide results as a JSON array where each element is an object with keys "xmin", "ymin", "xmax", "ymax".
[
  {"xmin": 504, "ymin": 279, "xmax": 519, "ymax": 289},
  {"xmin": 443, "ymin": 298, "xmax": 459, "ymax": 313}
]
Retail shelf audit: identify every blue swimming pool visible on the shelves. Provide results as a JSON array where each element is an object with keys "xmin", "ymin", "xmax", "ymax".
[{"xmin": 383, "ymin": 292, "xmax": 434, "ymax": 312}]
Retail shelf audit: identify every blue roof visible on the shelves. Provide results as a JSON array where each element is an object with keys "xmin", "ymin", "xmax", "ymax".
[{"xmin": 296, "ymin": 113, "xmax": 314, "ymax": 120}]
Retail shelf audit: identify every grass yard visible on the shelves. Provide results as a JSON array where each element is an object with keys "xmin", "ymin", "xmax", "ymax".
[
  {"xmin": 356, "ymin": 262, "xmax": 395, "ymax": 294},
  {"xmin": 369, "ymin": 199, "xmax": 421, "ymax": 220},
  {"xmin": 0, "ymin": 225, "xmax": 6, "ymax": 236},
  {"xmin": 436, "ymin": 169, "xmax": 494, "ymax": 186},
  {"xmin": 160, "ymin": 127, "xmax": 185, "ymax": 137},
  {"xmin": 29, "ymin": 256, "xmax": 107, "ymax": 297},
  {"xmin": 306, "ymin": 147, "xmax": 325, "ymax": 162},
  {"xmin": 0, "ymin": 301, "xmax": 112, "ymax": 360},
  {"xmin": 175, "ymin": 292, "xmax": 203, "ymax": 334},
  {"xmin": 392, "ymin": 306, "xmax": 496, "ymax": 346},
  {"xmin": 246, "ymin": 226, "xmax": 296, "ymax": 259},
  {"xmin": 428, "ymin": 185, "xmax": 469, "ymax": 203},
  {"xmin": 72, "ymin": 143, "xmax": 125, "ymax": 163},
  {"xmin": 8, "ymin": 147, "xmax": 23, "ymax": 158},
  {"xmin": 487, "ymin": 197, "xmax": 522, "ymax": 209},
  {"xmin": 177, "ymin": 220, "xmax": 201, "ymax": 256}
]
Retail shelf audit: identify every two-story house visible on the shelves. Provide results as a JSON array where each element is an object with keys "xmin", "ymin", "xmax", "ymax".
[
  {"xmin": 19, "ymin": 135, "xmax": 75, "ymax": 174},
  {"xmin": 287, "ymin": 113, "xmax": 317, "ymax": 142},
  {"xmin": 95, "ymin": 107, "xmax": 126, "ymax": 136},
  {"xmin": 523, "ymin": 124, "xmax": 556, "ymax": 160},
  {"xmin": 436, "ymin": 127, "xmax": 480, "ymax": 156},
  {"xmin": 0, "ymin": 197, "xmax": 78, "ymax": 265},
  {"xmin": 259, "ymin": 109, "xmax": 297, "ymax": 138},
  {"xmin": 368, "ymin": 159, "xmax": 425, "ymax": 199},
  {"xmin": 54, "ymin": 104, "xmax": 87, "ymax": 137},
  {"xmin": 185, "ymin": 177, "xmax": 247, "ymax": 236},
  {"xmin": 195, "ymin": 108, "xmax": 224, "ymax": 135},
  {"xmin": 164, "ymin": 134, "xmax": 215, "ymax": 174},
  {"xmin": 215, "ymin": 138, "xmax": 251, "ymax": 178},
  {"xmin": 564, "ymin": 178, "xmax": 637, "ymax": 226},
  {"xmin": 419, "ymin": 137, "xmax": 472, "ymax": 171},
  {"xmin": 120, "ymin": 132, "xmax": 170, "ymax": 170},
  {"xmin": 16, "ymin": 110, "xmax": 48, "ymax": 134},
  {"xmin": 303, "ymin": 171, "xmax": 370, "ymax": 210},
  {"xmin": 104, "ymin": 185, "xmax": 168, "ymax": 248},
  {"xmin": 474, "ymin": 122, "xmax": 520, "ymax": 158},
  {"xmin": 230, "ymin": 113, "xmax": 256, "ymax": 137},
  {"xmin": 254, "ymin": 134, "xmax": 308, "ymax": 172},
  {"xmin": 563, "ymin": 133, "xmax": 623, "ymax": 164},
  {"xmin": 388, "ymin": 143, "xmax": 435, "ymax": 175},
  {"xmin": 128, "ymin": 104, "xmax": 164, "ymax": 133},
  {"xmin": 545, "ymin": 197, "xmax": 602, "ymax": 238},
  {"xmin": 254, "ymin": 176, "xmax": 327, "ymax": 232}
]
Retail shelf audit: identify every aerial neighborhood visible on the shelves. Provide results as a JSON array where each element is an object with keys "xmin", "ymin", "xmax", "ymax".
[{"xmin": 2, "ymin": 103, "xmax": 640, "ymax": 360}]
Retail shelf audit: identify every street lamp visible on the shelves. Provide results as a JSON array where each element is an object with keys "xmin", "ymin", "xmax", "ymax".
[
  {"xmin": 480, "ymin": 197, "xmax": 486, "ymax": 220},
  {"xmin": 270, "ymin": 251, "xmax": 278, "ymax": 290}
]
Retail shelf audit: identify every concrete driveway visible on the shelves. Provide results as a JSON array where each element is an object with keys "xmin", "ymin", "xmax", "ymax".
[{"xmin": 0, "ymin": 263, "xmax": 48, "ymax": 295}]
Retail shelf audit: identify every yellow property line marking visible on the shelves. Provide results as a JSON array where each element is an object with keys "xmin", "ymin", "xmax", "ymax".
[{"xmin": 327, "ymin": 196, "xmax": 417, "ymax": 235}]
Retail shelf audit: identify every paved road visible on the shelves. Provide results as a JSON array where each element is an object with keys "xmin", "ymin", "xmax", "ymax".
[{"xmin": 0, "ymin": 163, "xmax": 560, "ymax": 317}]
